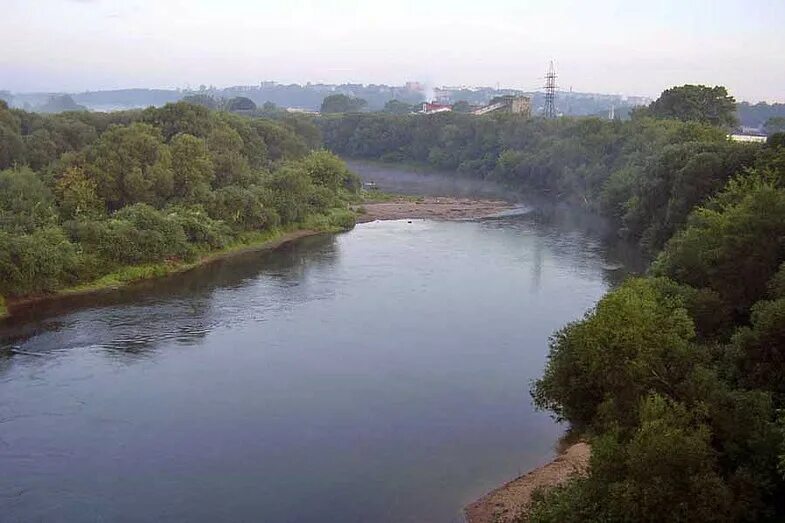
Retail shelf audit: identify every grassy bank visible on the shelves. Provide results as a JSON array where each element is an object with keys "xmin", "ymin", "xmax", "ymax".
[{"xmin": 3, "ymin": 208, "xmax": 356, "ymax": 317}]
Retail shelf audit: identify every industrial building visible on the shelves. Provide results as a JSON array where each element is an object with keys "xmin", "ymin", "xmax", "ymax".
[{"xmin": 417, "ymin": 95, "xmax": 532, "ymax": 117}]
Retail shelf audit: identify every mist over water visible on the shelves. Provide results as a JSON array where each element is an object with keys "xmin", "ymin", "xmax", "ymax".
[{"xmin": 0, "ymin": 169, "xmax": 639, "ymax": 522}]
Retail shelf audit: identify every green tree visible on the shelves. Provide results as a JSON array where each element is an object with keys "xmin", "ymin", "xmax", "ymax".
[
  {"xmin": 72, "ymin": 203, "xmax": 190, "ymax": 265},
  {"xmin": 530, "ymin": 395, "xmax": 733, "ymax": 523},
  {"xmin": 89, "ymin": 123, "xmax": 174, "ymax": 208},
  {"xmin": 181, "ymin": 94, "xmax": 221, "ymax": 110},
  {"xmin": 55, "ymin": 165, "xmax": 104, "ymax": 219},
  {"xmin": 207, "ymin": 124, "xmax": 250, "ymax": 186},
  {"xmin": 142, "ymin": 102, "xmax": 215, "ymax": 141},
  {"xmin": 0, "ymin": 227, "xmax": 80, "ymax": 296},
  {"xmin": 207, "ymin": 185, "xmax": 278, "ymax": 230},
  {"xmin": 297, "ymin": 150, "xmax": 356, "ymax": 191},
  {"xmin": 0, "ymin": 167, "xmax": 58, "ymax": 233},
  {"xmin": 0, "ymin": 121, "xmax": 24, "ymax": 169},
  {"xmin": 729, "ymin": 297, "xmax": 785, "ymax": 397},
  {"xmin": 170, "ymin": 133, "xmax": 214, "ymax": 200},
  {"xmin": 23, "ymin": 128, "xmax": 58, "ymax": 170},
  {"xmin": 383, "ymin": 99, "xmax": 413, "ymax": 115},
  {"xmin": 765, "ymin": 117, "xmax": 785, "ymax": 135},
  {"xmin": 653, "ymin": 172, "xmax": 785, "ymax": 314},
  {"xmin": 226, "ymin": 96, "xmax": 257, "ymax": 112},
  {"xmin": 532, "ymin": 278, "xmax": 698, "ymax": 431},
  {"xmin": 320, "ymin": 94, "xmax": 367, "ymax": 114},
  {"xmin": 265, "ymin": 164, "xmax": 314, "ymax": 224},
  {"xmin": 647, "ymin": 85, "xmax": 738, "ymax": 128}
]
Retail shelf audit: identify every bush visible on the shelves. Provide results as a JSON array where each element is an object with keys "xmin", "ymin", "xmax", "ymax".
[
  {"xmin": 0, "ymin": 227, "xmax": 80, "ymax": 296},
  {"xmin": 532, "ymin": 278, "xmax": 697, "ymax": 431},
  {"xmin": 653, "ymin": 175, "xmax": 785, "ymax": 314},
  {"xmin": 71, "ymin": 204, "xmax": 191, "ymax": 265},
  {"xmin": 168, "ymin": 205, "xmax": 232, "ymax": 249},
  {"xmin": 265, "ymin": 165, "xmax": 314, "ymax": 224},
  {"xmin": 207, "ymin": 185, "xmax": 279, "ymax": 231},
  {"xmin": 0, "ymin": 167, "xmax": 58, "ymax": 233}
]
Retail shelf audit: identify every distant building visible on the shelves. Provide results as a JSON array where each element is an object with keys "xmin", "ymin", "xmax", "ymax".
[
  {"xmin": 286, "ymin": 107, "xmax": 319, "ymax": 115},
  {"xmin": 419, "ymin": 102, "xmax": 452, "ymax": 115},
  {"xmin": 472, "ymin": 95, "xmax": 531, "ymax": 117},
  {"xmin": 433, "ymin": 89, "xmax": 452, "ymax": 103},
  {"xmin": 729, "ymin": 134, "xmax": 767, "ymax": 143}
]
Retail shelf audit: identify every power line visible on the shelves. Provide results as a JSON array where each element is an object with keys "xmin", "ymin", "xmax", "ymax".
[{"xmin": 543, "ymin": 61, "xmax": 558, "ymax": 119}]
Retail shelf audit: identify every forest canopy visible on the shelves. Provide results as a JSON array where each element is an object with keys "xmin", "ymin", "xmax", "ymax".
[{"xmin": 0, "ymin": 100, "xmax": 358, "ymax": 303}]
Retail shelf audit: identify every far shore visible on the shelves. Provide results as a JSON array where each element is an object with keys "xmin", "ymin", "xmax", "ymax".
[{"xmin": 464, "ymin": 442, "xmax": 591, "ymax": 523}]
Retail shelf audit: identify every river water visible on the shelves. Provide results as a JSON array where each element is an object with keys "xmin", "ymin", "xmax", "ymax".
[{"xmin": 0, "ymin": 167, "xmax": 637, "ymax": 522}]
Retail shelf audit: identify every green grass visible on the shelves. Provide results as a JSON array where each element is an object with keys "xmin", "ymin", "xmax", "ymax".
[
  {"xmin": 0, "ymin": 295, "xmax": 6, "ymax": 319},
  {"xmin": 68, "ymin": 263, "xmax": 175, "ymax": 293}
]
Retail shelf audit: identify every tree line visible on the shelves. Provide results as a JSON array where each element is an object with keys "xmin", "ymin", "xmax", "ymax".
[
  {"xmin": 319, "ymin": 86, "xmax": 770, "ymax": 255},
  {"xmin": 0, "ymin": 100, "xmax": 359, "ymax": 308},
  {"xmin": 318, "ymin": 85, "xmax": 785, "ymax": 521}
]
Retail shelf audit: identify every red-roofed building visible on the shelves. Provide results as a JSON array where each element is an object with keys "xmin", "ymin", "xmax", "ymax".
[{"xmin": 419, "ymin": 102, "xmax": 452, "ymax": 115}]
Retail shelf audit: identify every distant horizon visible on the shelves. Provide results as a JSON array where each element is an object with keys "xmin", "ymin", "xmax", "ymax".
[
  {"xmin": 3, "ymin": 0, "xmax": 784, "ymax": 104},
  {"xmin": 4, "ymin": 80, "xmax": 656, "ymax": 100},
  {"xmin": 6, "ymin": 80, "xmax": 783, "ymax": 106}
]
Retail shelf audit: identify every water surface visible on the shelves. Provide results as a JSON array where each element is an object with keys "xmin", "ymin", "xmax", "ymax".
[{"xmin": 1, "ymin": 210, "xmax": 631, "ymax": 522}]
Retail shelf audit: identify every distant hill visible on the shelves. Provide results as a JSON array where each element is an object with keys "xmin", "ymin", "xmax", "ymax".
[
  {"xmin": 37, "ymin": 94, "xmax": 87, "ymax": 113},
  {"xmin": 5, "ymin": 82, "xmax": 652, "ymax": 117},
  {"xmin": 7, "ymin": 82, "xmax": 780, "ymax": 125}
]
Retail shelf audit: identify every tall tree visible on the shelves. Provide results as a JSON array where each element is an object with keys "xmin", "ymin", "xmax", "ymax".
[
  {"xmin": 647, "ymin": 85, "xmax": 738, "ymax": 128},
  {"xmin": 320, "ymin": 94, "xmax": 367, "ymax": 114},
  {"xmin": 383, "ymin": 99, "xmax": 413, "ymax": 115}
]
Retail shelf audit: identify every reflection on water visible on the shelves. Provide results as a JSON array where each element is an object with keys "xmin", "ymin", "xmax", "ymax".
[
  {"xmin": 0, "ymin": 212, "xmax": 637, "ymax": 522},
  {"xmin": 0, "ymin": 235, "xmax": 341, "ymax": 355}
]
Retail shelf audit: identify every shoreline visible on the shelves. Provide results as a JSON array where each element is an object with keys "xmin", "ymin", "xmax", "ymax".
[
  {"xmin": 464, "ymin": 442, "xmax": 590, "ymax": 523},
  {"xmin": 3, "ymin": 193, "xmax": 589, "ymax": 520},
  {"xmin": 1, "ymin": 196, "xmax": 514, "ymax": 320},
  {"xmin": 1, "ymin": 226, "xmax": 329, "ymax": 321}
]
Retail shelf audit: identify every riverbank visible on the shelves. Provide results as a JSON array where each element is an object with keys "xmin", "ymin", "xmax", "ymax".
[
  {"xmin": 1, "ymin": 226, "xmax": 331, "ymax": 320},
  {"xmin": 464, "ymin": 442, "xmax": 591, "ymax": 523},
  {"xmin": 0, "ymin": 196, "xmax": 518, "ymax": 321},
  {"xmin": 354, "ymin": 196, "xmax": 514, "ymax": 223}
]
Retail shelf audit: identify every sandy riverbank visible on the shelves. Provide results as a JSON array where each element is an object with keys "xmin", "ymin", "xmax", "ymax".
[
  {"xmin": 464, "ymin": 442, "xmax": 591, "ymax": 523},
  {"xmin": 355, "ymin": 196, "xmax": 514, "ymax": 223}
]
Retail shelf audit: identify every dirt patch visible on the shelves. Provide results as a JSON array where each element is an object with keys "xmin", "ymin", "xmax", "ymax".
[
  {"xmin": 464, "ymin": 442, "xmax": 591, "ymax": 523},
  {"xmin": 355, "ymin": 196, "xmax": 514, "ymax": 223}
]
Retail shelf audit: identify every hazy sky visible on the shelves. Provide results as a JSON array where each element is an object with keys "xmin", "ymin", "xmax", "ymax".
[{"xmin": 2, "ymin": 0, "xmax": 784, "ymax": 102}]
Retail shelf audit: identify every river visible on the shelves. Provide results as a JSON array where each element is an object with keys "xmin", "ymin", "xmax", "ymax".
[{"xmin": 0, "ymin": 165, "xmax": 638, "ymax": 522}]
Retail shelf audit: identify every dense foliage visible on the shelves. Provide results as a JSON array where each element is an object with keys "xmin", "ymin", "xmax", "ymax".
[
  {"xmin": 321, "ymin": 95, "xmax": 759, "ymax": 253},
  {"xmin": 5, "ymin": 81, "xmax": 785, "ymax": 519},
  {"xmin": 319, "ymin": 85, "xmax": 785, "ymax": 521},
  {"xmin": 320, "ymin": 94, "xmax": 368, "ymax": 114},
  {"xmin": 638, "ymin": 85, "xmax": 738, "ymax": 128},
  {"xmin": 526, "ymin": 117, "xmax": 785, "ymax": 519},
  {"xmin": 0, "ymin": 100, "xmax": 358, "ymax": 302}
]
